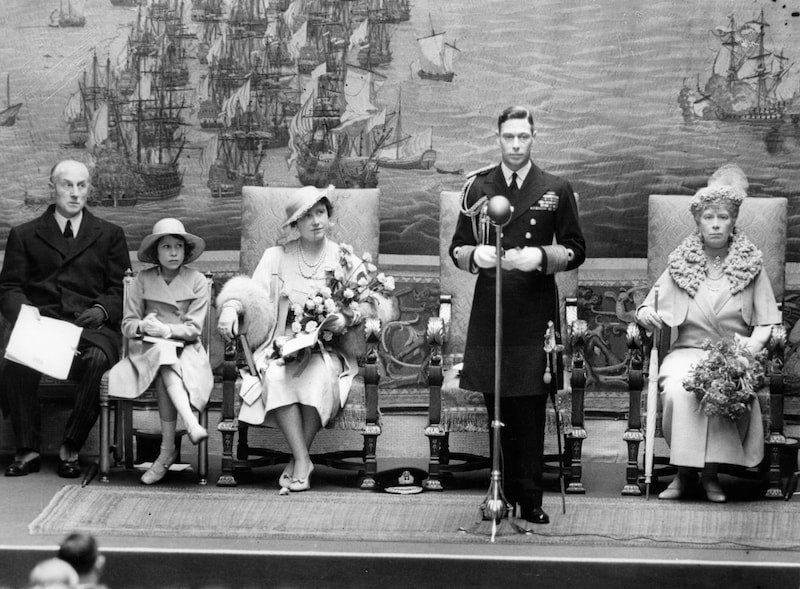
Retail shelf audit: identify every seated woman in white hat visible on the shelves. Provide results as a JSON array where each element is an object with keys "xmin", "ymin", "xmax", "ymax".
[
  {"xmin": 216, "ymin": 185, "xmax": 396, "ymax": 494},
  {"xmin": 109, "ymin": 218, "xmax": 213, "ymax": 485}
]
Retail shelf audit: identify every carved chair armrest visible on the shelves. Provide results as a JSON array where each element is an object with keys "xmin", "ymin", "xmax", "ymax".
[{"xmin": 766, "ymin": 323, "xmax": 787, "ymax": 442}]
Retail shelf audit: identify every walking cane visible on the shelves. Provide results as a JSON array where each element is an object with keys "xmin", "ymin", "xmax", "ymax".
[
  {"xmin": 479, "ymin": 195, "xmax": 513, "ymax": 543},
  {"xmin": 544, "ymin": 321, "xmax": 567, "ymax": 514},
  {"xmin": 644, "ymin": 286, "xmax": 660, "ymax": 499}
]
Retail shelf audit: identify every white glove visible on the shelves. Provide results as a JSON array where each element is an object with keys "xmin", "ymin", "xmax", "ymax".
[
  {"xmin": 472, "ymin": 245, "xmax": 498, "ymax": 269},
  {"xmin": 322, "ymin": 313, "xmax": 347, "ymax": 334},
  {"xmin": 501, "ymin": 247, "xmax": 542, "ymax": 272},
  {"xmin": 636, "ymin": 306, "xmax": 662, "ymax": 332},
  {"xmin": 217, "ymin": 305, "xmax": 239, "ymax": 341},
  {"xmin": 140, "ymin": 313, "xmax": 172, "ymax": 338}
]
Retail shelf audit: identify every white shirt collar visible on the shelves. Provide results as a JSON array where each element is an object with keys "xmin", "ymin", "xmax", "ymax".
[
  {"xmin": 53, "ymin": 209, "xmax": 83, "ymax": 236},
  {"xmin": 501, "ymin": 160, "xmax": 532, "ymax": 189}
]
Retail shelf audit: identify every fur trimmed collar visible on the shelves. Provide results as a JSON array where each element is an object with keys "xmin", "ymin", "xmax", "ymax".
[{"xmin": 667, "ymin": 232, "xmax": 762, "ymax": 297}]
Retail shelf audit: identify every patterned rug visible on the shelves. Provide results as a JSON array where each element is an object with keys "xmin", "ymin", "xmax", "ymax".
[{"xmin": 28, "ymin": 485, "xmax": 800, "ymax": 550}]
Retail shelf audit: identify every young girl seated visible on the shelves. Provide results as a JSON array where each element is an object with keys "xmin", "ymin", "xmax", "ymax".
[{"xmin": 109, "ymin": 218, "xmax": 213, "ymax": 484}]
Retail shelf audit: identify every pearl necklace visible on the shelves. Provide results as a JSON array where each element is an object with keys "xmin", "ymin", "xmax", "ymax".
[
  {"xmin": 706, "ymin": 254, "xmax": 724, "ymax": 280},
  {"xmin": 298, "ymin": 239, "xmax": 327, "ymax": 279}
]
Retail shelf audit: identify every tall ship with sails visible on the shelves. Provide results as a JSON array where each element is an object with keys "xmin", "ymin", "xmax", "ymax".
[
  {"xmin": 49, "ymin": 0, "xmax": 86, "ymax": 28},
  {"xmin": 680, "ymin": 9, "xmax": 796, "ymax": 122},
  {"xmin": 0, "ymin": 75, "xmax": 22, "ymax": 127},
  {"xmin": 375, "ymin": 88, "xmax": 436, "ymax": 170},
  {"xmin": 414, "ymin": 16, "xmax": 459, "ymax": 82}
]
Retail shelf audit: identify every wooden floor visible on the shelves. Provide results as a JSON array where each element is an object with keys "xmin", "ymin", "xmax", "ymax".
[{"xmin": 1, "ymin": 449, "xmax": 799, "ymax": 589}]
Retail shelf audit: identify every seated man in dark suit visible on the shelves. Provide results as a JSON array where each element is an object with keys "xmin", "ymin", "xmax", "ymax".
[{"xmin": 0, "ymin": 159, "xmax": 129, "ymax": 478}]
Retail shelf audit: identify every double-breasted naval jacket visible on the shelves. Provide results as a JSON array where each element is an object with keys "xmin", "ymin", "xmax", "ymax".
[{"xmin": 449, "ymin": 162, "xmax": 585, "ymax": 397}]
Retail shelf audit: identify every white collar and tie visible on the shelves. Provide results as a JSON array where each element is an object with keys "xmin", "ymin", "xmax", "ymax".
[{"xmin": 501, "ymin": 160, "xmax": 531, "ymax": 190}]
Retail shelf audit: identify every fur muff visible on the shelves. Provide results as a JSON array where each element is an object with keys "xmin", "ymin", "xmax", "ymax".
[
  {"xmin": 337, "ymin": 293, "xmax": 401, "ymax": 359},
  {"xmin": 216, "ymin": 275, "xmax": 275, "ymax": 350}
]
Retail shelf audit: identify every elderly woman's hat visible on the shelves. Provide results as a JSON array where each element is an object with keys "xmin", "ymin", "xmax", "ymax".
[
  {"xmin": 689, "ymin": 163, "xmax": 748, "ymax": 216},
  {"xmin": 138, "ymin": 218, "xmax": 206, "ymax": 264},
  {"xmin": 283, "ymin": 185, "xmax": 335, "ymax": 228}
]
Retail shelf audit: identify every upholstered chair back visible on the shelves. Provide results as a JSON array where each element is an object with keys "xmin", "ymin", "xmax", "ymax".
[
  {"xmin": 647, "ymin": 195, "xmax": 786, "ymax": 300},
  {"xmin": 240, "ymin": 187, "xmax": 380, "ymax": 276}
]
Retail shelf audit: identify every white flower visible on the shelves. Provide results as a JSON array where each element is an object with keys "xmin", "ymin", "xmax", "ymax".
[
  {"xmin": 357, "ymin": 276, "xmax": 368, "ymax": 287},
  {"xmin": 384, "ymin": 276, "xmax": 396, "ymax": 291},
  {"xmin": 377, "ymin": 272, "xmax": 386, "ymax": 284},
  {"xmin": 305, "ymin": 299, "xmax": 316, "ymax": 311},
  {"xmin": 361, "ymin": 252, "xmax": 373, "ymax": 264},
  {"xmin": 292, "ymin": 303, "xmax": 304, "ymax": 317},
  {"xmin": 320, "ymin": 286, "xmax": 332, "ymax": 298},
  {"xmin": 324, "ymin": 298, "xmax": 337, "ymax": 313},
  {"xmin": 305, "ymin": 320, "xmax": 318, "ymax": 333},
  {"xmin": 313, "ymin": 295, "xmax": 323, "ymax": 305},
  {"xmin": 291, "ymin": 322, "xmax": 302, "ymax": 334},
  {"xmin": 343, "ymin": 287, "xmax": 355, "ymax": 300},
  {"xmin": 322, "ymin": 330, "xmax": 334, "ymax": 342},
  {"xmin": 367, "ymin": 263, "xmax": 377, "ymax": 273}
]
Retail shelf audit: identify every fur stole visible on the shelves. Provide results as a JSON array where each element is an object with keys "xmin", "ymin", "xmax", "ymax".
[
  {"xmin": 216, "ymin": 275, "xmax": 401, "ymax": 357},
  {"xmin": 216, "ymin": 275, "xmax": 275, "ymax": 350},
  {"xmin": 667, "ymin": 232, "xmax": 762, "ymax": 297},
  {"xmin": 335, "ymin": 294, "xmax": 400, "ymax": 359}
]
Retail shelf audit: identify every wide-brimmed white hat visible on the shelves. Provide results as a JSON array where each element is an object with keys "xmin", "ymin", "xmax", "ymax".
[
  {"xmin": 137, "ymin": 218, "xmax": 206, "ymax": 264},
  {"xmin": 282, "ymin": 185, "xmax": 335, "ymax": 228}
]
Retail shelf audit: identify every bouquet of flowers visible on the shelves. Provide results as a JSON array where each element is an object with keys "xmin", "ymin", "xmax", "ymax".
[
  {"xmin": 682, "ymin": 337, "xmax": 768, "ymax": 421},
  {"xmin": 280, "ymin": 244, "xmax": 395, "ymax": 357}
]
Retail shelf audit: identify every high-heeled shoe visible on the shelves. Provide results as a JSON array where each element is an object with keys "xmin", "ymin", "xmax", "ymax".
[
  {"xmin": 5, "ymin": 455, "xmax": 41, "ymax": 477},
  {"xmin": 188, "ymin": 424, "xmax": 208, "ymax": 445},
  {"xmin": 701, "ymin": 476, "xmax": 727, "ymax": 503},
  {"xmin": 658, "ymin": 470, "xmax": 697, "ymax": 500},
  {"xmin": 279, "ymin": 460, "xmax": 294, "ymax": 489},
  {"xmin": 140, "ymin": 450, "xmax": 178, "ymax": 485},
  {"xmin": 288, "ymin": 464, "xmax": 314, "ymax": 492}
]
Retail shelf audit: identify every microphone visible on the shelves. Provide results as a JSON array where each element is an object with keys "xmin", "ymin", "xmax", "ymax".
[{"xmin": 486, "ymin": 195, "xmax": 513, "ymax": 227}]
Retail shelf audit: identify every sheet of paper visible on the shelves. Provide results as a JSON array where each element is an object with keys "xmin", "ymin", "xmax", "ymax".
[{"xmin": 4, "ymin": 304, "xmax": 83, "ymax": 379}]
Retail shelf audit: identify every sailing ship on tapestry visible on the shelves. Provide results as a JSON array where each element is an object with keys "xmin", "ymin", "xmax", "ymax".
[
  {"xmin": 49, "ymin": 0, "xmax": 86, "ymax": 28},
  {"xmin": 679, "ymin": 8, "xmax": 800, "ymax": 123},
  {"xmin": 67, "ymin": 1, "xmax": 193, "ymax": 206},
  {"xmin": 62, "ymin": 0, "xmax": 449, "ymax": 201},
  {"xmin": 0, "ymin": 75, "xmax": 22, "ymax": 127}
]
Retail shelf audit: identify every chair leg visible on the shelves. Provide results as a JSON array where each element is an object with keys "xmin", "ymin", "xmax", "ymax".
[
  {"xmin": 565, "ymin": 434, "xmax": 586, "ymax": 494},
  {"xmin": 99, "ymin": 376, "xmax": 111, "ymax": 483},
  {"xmin": 424, "ymin": 425, "xmax": 446, "ymax": 491},
  {"xmin": 765, "ymin": 441, "xmax": 784, "ymax": 499},
  {"xmin": 359, "ymin": 424, "xmax": 379, "ymax": 490},
  {"xmin": 622, "ymin": 431, "xmax": 643, "ymax": 495},
  {"xmin": 197, "ymin": 408, "xmax": 208, "ymax": 485},
  {"xmin": 123, "ymin": 400, "xmax": 134, "ymax": 470}
]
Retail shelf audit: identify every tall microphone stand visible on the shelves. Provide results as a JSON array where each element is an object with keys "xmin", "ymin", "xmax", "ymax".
[{"xmin": 479, "ymin": 196, "xmax": 513, "ymax": 542}]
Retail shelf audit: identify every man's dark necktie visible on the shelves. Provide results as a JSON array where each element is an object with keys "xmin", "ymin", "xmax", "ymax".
[
  {"xmin": 509, "ymin": 172, "xmax": 519, "ymax": 194},
  {"xmin": 64, "ymin": 220, "xmax": 74, "ymax": 240}
]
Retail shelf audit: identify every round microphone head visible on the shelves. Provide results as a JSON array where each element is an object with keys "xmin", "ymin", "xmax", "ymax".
[{"xmin": 487, "ymin": 195, "xmax": 513, "ymax": 226}]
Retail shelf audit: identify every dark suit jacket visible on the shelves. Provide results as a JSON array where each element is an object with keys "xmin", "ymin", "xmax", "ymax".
[
  {"xmin": 449, "ymin": 162, "xmax": 585, "ymax": 397},
  {"xmin": 0, "ymin": 205, "xmax": 130, "ymax": 407}
]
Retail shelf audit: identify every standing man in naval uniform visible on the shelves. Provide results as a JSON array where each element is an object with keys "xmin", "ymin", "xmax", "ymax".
[{"xmin": 449, "ymin": 106, "xmax": 585, "ymax": 524}]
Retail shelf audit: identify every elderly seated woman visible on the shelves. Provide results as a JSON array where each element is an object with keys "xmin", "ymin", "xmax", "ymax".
[
  {"xmin": 635, "ymin": 164, "xmax": 781, "ymax": 503},
  {"xmin": 216, "ymin": 185, "xmax": 395, "ymax": 494}
]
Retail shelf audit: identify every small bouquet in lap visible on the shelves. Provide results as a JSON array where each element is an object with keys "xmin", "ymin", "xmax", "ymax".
[
  {"xmin": 276, "ymin": 244, "xmax": 396, "ymax": 359},
  {"xmin": 682, "ymin": 336, "xmax": 768, "ymax": 421}
]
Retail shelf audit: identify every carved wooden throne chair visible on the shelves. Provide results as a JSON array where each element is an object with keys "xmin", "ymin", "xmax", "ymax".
[
  {"xmin": 98, "ymin": 270, "xmax": 213, "ymax": 484},
  {"xmin": 623, "ymin": 194, "xmax": 789, "ymax": 498},
  {"xmin": 423, "ymin": 190, "xmax": 589, "ymax": 492},
  {"xmin": 216, "ymin": 186, "xmax": 383, "ymax": 489}
]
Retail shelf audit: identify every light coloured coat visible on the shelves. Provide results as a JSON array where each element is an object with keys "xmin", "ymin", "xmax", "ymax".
[{"xmin": 108, "ymin": 266, "xmax": 213, "ymax": 411}]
